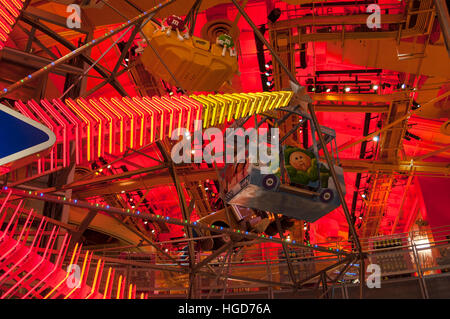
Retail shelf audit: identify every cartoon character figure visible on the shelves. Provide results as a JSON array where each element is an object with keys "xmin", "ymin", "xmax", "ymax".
[
  {"xmin": 158, "ymin": 15, "xmax": 190, "ymax": 41},
  {"xmin": 282, "ymin": 146, "xmax": 330, "ymax": 188},
  {"xmin": 216, "ymin": 34, "xmax": 236, "ymax": 57}
]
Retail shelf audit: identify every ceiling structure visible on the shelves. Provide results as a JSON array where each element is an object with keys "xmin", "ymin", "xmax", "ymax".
[{"xmin": 0, "ymin": 0, "xmax": 449, "ymax": 299}]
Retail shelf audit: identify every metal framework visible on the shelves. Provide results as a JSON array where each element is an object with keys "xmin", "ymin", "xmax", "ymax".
[{"xmin": 0, "ymin": 0, "xmax": 448, "ymax": 299}]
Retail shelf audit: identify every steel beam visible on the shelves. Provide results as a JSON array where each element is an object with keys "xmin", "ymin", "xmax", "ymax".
[
  {"xmin": 339, "ymin": 158, "xmax": 450, "ymax": 175},
  {"xmin": 0, "ymin": 47, "xmax": 83, "ymax": 76},
  {"xmin": 231, "ymin": 0, "xmax": 362, "ymax": 254},
  {"xmin": 20, "ymin": 12, "xmax": 129, "ymax": 97},
  {"xmin": 1, "ymin": 0, "xmax": 175, "ymax": 98}
]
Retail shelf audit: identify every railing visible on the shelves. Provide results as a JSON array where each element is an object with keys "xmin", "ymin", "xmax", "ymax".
[
  {"xmin": 2, "ymin": 187, "xmax": 449, "ymax": 298},
  {"xmin": 91, "ymin": 224, "xmax": 450, "ymax": 298}
]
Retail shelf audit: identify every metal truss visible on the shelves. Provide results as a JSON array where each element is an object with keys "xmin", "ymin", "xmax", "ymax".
[{"xmin": 0, "ymin": 0, "xmax": 176, "ymax": 99}]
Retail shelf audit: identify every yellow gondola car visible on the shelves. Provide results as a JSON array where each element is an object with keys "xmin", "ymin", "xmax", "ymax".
[{"xmin": 140, "ymin": 22, "xmax": 239, "ymax": 92}]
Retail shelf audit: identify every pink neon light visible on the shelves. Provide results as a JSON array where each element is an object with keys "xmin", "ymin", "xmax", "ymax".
[
  {"xmin": 41, "ymin": 99, "xmax": 71, "ymax": 167},
  {"xmin": 66, "ymin": 98, "xmax": 96, "ymax": 162},
  {"xmin": 161, "ymin": 96, "xmax": 184, "ymax": 137},
  {"xmin": 151, "ymin": 97, "xmax": 174, "ymax": 138},
  {"xmin": 53, "ymin": 99, "xmax": 82, "ymax": 165},
  {"xmin": 131, "ymin": 97, "xmax": 156, "ymax": 144},
  {"xmin": 142, "ymin": 97, "xmax": 165, "ymax": 141},
  {"xmin": 111, "ymin": 97, "xmax": 138, "ymax": 150},
  {"xmin": 0, "ymin": 6, "xmax": 14, "ymax": 25},
  {"xmin": 27, "ymin": 100, "xmax": 58, "ymax": 170},
  {"xmin": 0, "ymin": 0, "xmax": 20, "ymax": 18},
  {"xmin": 89, "ymin": 98, "xmax": 116, "ymax": 155},
  {"xmin": 77, "ymin": 98, "xmax": 107, "ymax": 158},
  {"xmin": 122, "ymin": 97, "xmax": 147, "ymax": 148},
  {"xmin": 99, "ymin": 97, "xmax": 127, "ymax": 154}
]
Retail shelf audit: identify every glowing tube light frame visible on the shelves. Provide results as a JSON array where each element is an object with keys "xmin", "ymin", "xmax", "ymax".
[{"xmin": 11, "ymin": 91, "xmax": 293, "ymax": 167}]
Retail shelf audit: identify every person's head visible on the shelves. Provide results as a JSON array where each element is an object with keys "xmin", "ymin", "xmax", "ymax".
[
  {"xmin": 285, "ymin": 146, "xmax": 315, "ymax": 171},
  {"xmin": 289, "ymin": 151, "xmax": 312, "ymax": 171}
]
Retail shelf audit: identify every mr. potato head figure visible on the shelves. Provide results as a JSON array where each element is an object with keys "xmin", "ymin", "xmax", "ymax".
[{"xmin": 282, "ymin": 146, "xmax": 331, "ymax": 187}]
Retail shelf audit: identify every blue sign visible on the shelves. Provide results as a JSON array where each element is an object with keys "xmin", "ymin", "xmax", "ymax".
[{"xmin": 0, "ymin": 103, "xmax": 56, "ymax": 166}]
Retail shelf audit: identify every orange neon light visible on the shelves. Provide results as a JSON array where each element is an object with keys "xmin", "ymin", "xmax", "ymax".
[
  {"xmin": 103, "ymin": 267, "xmax": 112, "ymax": 299},
  {"xmin": 0, "ymin": 20, "xmax": 11, "ymax": 34},
  {"xmin": 0, "ymin": 7, "xmax": 14, "ymax": 25},
  {"xmin": 132, "ymin": 97, "xmax": 155, "ymax": 143},
  {"xmin": 64, "ymin": 251, "xmax": 90, "ymax": 299},
  {"xmin": 116, "ymin": 275, "xmax": 123, "ymax": 299},
  {"xmin": 111, "ymin": 97, "xmax": 135, "ymax": 149},
  {"xmin": 43, "ymin": 243, "xmax": 80, "ymax": 299},
  {"xmin": 143, "ymin": 97, "xmax": 165, "ymax": 141},
  {"xmin": 162, "ymin": 97, "xmax": 183, "ymax": 136},
  {"xmin": 0, "ymin": 0, "xmax": 19, "ymax": 17},
  {"xmin": 85, "ymin": 259, "xmax": 102, "ymax": 299},
  {"xmin": 181, "ymin": 96, "xmax": 202, "ymax": 131},
  {"xmin": 66, "ymin": 99, "xmax": 92, "ymax": 161},
  {"xmin": 122, "ymin": 97, "xmax": 146, "ymax": 147},
  {"xmin": 77, "ymin": 99, "xmax": 103, "ymax": 158},
  {"xmin": 99, "ymin": 97, "xmax": 125, "ymax": 153},
  {"xmin": 53, "ymin": 99, "xmax": 82, "ymax": 165},
  {"xmin": 128, "ymin": 284, "xmax": 133, "ymax": 299},
  {"xmin": 152, "ymin": 97, "xmax": 174, "ymax": 138},
  {"xmin": 173, "ymin": 96, "xmax": 195, "ymax": 133},
  {"xmin": 90, "ymin": 99, "xmax": 114, "ymax": 154},
  {"xmin": 10, "ymin": 0, "xmax": 22, "ymax": 10}
]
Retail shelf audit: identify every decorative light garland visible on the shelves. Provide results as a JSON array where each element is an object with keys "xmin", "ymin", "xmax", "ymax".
[{"xmin": 0, "ymin": 186, "xmax": 348, "ymax": 256}]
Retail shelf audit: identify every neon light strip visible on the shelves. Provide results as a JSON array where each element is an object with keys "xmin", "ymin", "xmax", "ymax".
[
  {"xmin": 142, "ymin": 97, "xmax": 164, "ymax": 141},
  {"xmin": 132, "ymin": 97, "xmax": 155, "ymax": 143},
  {"xmin": 186, "ymin": 96, "xmax": 202, "ymax": 131},
  {"xmin": 41, "ymin": 99, "xmax": 70, "ymax": 167},
  {"xmin": 77, "ymin": 98, "xmax": 104, "ymax": 158},
  {"xmin": 85, "ymin": 259, "xmax": 101, "ymax": 299},
  {"xmin": 10, "ymin": 92, "xmax": 292, "ymax": 166},
  {"xmin": 122, "ymin": 97, "xmax": 146, "ymax": 147},
  {"xmin": 66, "ymin": 99, "xmax": 92, "ymax": 161},
  {"xmin": 103, "ymin": 267, "xmax": 112, "ymax": 299},
  {"xmin": 99, "ymin": 97, "xmax": 125, "ymax": 153},
  {"xmin": 161, "ymin": 96, "xmax": 183, "ymax": 136},
  {"xmin": 10, "ymin": 0, "xmax": 22, "ymax": 10},
  {"xmin": 111, "ymin": 98, "xmax": 135, "ymax": 149},
  {"xmin": 43, "ymin": 243, "xmax": 80, "ymax": 299},
  {"xmin": 0, "ymin": 0, "xmax": 19, "ymax": 18},
  {"xmin": 64, "ymin": 251, "xmax": 90, "ymax": 299},
  {"xmin": 53, "ymin": 99, "xmax": 82, "ymax": 165},
  {"xmin": 0, "ymin": 6, "xmax": 14, "ymax": 25},
  {"xmin": 27, "ymin": 100, "xmax": 58, "ymax": 169},
  {"xmin": 151, "ymin": 97, "xmax": 174, "ymax": 138},
  {"xmin": 116, "ymin": 275, "xmax": 123, "ymax": 299},
  {"xmin": 90, "ymin": 99, "xmax": 114, "ymax": 155}
]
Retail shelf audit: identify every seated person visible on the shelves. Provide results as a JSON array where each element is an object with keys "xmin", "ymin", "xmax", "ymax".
[{"xmin": 280, "ymin": 146, "xmax": 330, "ymax": 189}]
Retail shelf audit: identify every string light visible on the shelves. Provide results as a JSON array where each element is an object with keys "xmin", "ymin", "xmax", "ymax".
[{"xmin": 0, "ymin": 187, "xmax": 347, "ymax": 254}]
